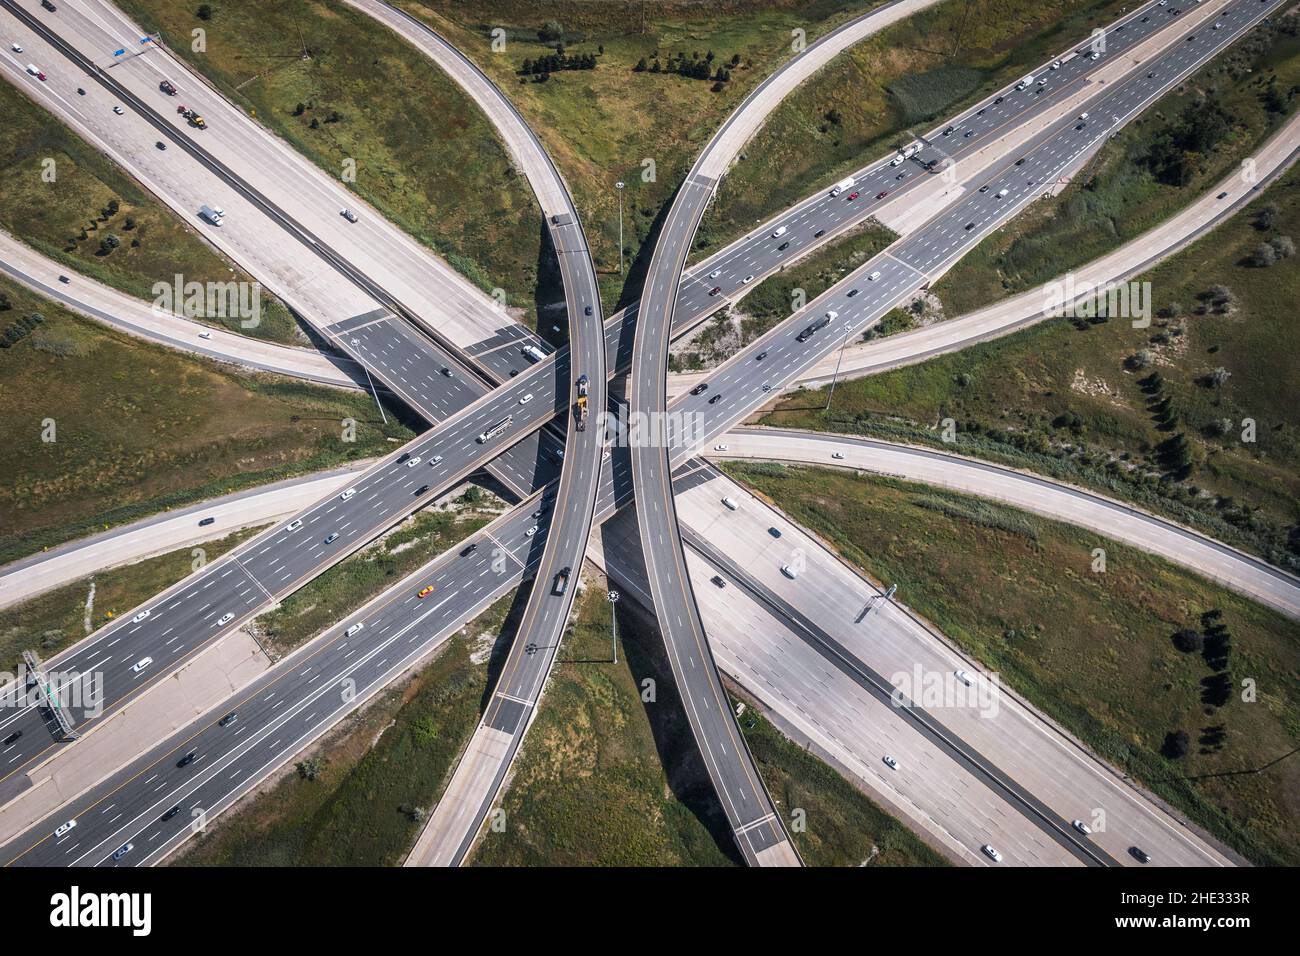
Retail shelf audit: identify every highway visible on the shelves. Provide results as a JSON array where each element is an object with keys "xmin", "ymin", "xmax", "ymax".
[{"xmin": 2, "ymin": 0, "xmax": 1279, "ymax": 868}]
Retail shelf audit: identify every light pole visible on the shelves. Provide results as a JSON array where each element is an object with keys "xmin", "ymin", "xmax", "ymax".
[
  {"xmin": 615, "ymin": 181, "xmax": 625, "ymax": 275},
  {"xmin": 824, "ymin": 322, "xmax": 853, "ymax": 413},
  {"xmin": 607, "ymin": 590, "xmax": 620, "ymax": 663}
]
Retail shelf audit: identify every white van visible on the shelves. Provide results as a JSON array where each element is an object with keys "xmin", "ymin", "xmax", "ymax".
[
  {"xmin": 722, "ymin": 497, "xmax": 739, "ymax": 511},
  {"xmin": 132, "ymin": 657, "xmax": 153, "ymax": 673},
  {"xmin": 780, "ymin": 564, "xmax": 799, "ymax": 579},
  {"xmin": 772, "ymin": 225, "xmax": 788, "ymax": 239},
  {"xmin": 346, "ymin": 622, "xmax": 364, "ymax": 637}
]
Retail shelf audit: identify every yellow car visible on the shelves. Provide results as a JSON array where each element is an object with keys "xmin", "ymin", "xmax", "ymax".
[{"xmin": 418, "ymin": 586, "xmax": 434, "ymax": 599}]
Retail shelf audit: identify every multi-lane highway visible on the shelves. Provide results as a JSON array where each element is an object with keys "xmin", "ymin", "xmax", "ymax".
[{"xmin": 0, "ymin": 0, "xmax": 1282, "ymax": 865}]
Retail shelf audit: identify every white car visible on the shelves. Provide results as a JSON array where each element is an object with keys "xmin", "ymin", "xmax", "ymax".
[
  {"xmin": 11, "ymin": 43, "xmax": 23, "ymax": 53},
  {"xmin": 345, "ymin": 623, "xmax": 364, "ymax": 637},
  {"xmin": 742, "ymin": 274, "xmax": 755, "ymax": 284},
  {"xmin": 519, "ymin": 393, "xmax": 534, "ymax": 405},
  {"xmin": 714, "ymin": 443, "xmax": 728, "ymax": 451},
  {"xmin": 131, "ymin": 657, "xmax": 153, "ymax": 673},
  {"xmin": 982, "ymin": 844, "xmax": 1003, "ymax": 862},
  {"xmin": 708, "ymin": 269, "xmax": 722, "ymax": 279},
  {"xmin": 525, "ymin": 525, "xmax": 539, "ymax": 537},
  {"xmin": 54, "ymin": 819, "xmax": 77, "ymax": 838},
  {"xmin": 722, "ymin": 497, "xmax": 739, "ymax": 511},
  {"xmin": 883, "ymin": 755, "xmax": 899, "ymax": 770},
  {"xmin": 132, "ymin": 610, "xmax": 151, "ymax": 624},
  {"xmin": 1072, "ymin": 819, "xmax": 1093, "ymax": 835},
  {"xmin": 217, "ymin": 612, "xmax": 235, "ymax": 626},
  {"xmin": 198, "ymin": 329, "xmax": 212, "ymax": 340},
  {"xmin": 340, "ymin": 208, "xmax": 358, "ymax": 222},
  {"xmin": 286, "ymin": 518, "xmax": 303, "ymax": 532},
  {"xmin": 113, "ymin": 105, "xmax": 124, "ymax": 115},
  {"xmin": 954, "ymin": 668, "xmax": 973, "ymax": 687},
  {"xmin": 868, "ymin": 270, "xmax": 882, "ymax": 281},
  {"xmin": 431, "ymin": 455, "xmax": 443, "ymax": 465},
  {"xmin": 780, "ymin": 564, "xmax": 798, "ymax": 579},
  {"xmin": 340, "ymin": 487, "xmax": 356, "ymax": 500},
  {"xmin": 406, "ymin": 456, "xmax": 421, "ymax": 467},
  {"xmin": 772, "ymin": 226, "xmax": 788, "ymax": 238},
  {"xmin": 831, "ymin": 451, "xmax": 845, "ymax": 460}
]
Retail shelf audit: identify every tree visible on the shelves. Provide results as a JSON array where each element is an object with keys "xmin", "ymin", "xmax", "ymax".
[
  {"xmin": 1172, "ymin": 628, "xmax": 1203, "ymax": 653},
  {"xmin": 1161, "ymin": 730, "xmax": 1190, "ymax": 759},
  {"xmin": 0, "ymin": 292, "xmax": 11, "ymax": 311},
  {"xmin": 296, "ymin": 757, "xmax": 321, "ymax": 781},
  {"xmin": 1270, "ymin": 235, "xmax": 1295, "ymax": 258},
  {"xmin": 293, "ymin": 102, "xmax": 306, "ymax": 116},
  {"xmin": 197, "ymin": 4, "xmax": 213, "ymax": 21},
  {"xmin": 633, "ymin": 57, "xmax": 647, "ymax": 72},
  {"xmin": 1206, "ymin": 366, "xmax": 1231, "ymax": 388},
  {"xmin": 537, "ymin": 19, "xmax": 564, "ymax": 43},
  {"xmin": 1250, "ymin": 242, "xmax": 1277, "ymax": 267},
  {"xmin": 98, "ymin": 234, "xmax": 120, "ymax": 255}
]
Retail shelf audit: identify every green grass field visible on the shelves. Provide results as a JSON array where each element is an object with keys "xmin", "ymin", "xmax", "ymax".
[
  {"xmin": 764, "ymin": 166, "xmax": 1300, "ymax": 570},
  {"xmin": 935, "ymin": 17, "xmax": 1300, "ymax": 316},
  {"xmin": 0, "ymin": 80, "xmax": 297, "ymax": 342},
  {"xmin": 0, "ymin": 528, "xmax": 260, "ymax": 673},
  {"xmin": 116, "ymin": 0, "xmax": 545, "ymax": 321},
  {"xmin": 400, "ymin": 0, "xmax": 881, "ymax": 311},
  {"xmin": 472, "ymin": 568, "xmax": 945, "ymax": 866},
  {"xmin": 724, "ymin": 462, "xmax": 1300, "ymax": 865},
  {"xmin": 699, "ymin": 0, "xmax": 1135, "ymax": 252},
  {"xmin": 0, "ymin": 278, "xmax": 413, "ymax": 565}
]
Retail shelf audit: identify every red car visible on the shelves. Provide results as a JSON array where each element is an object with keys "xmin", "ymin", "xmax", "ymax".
[
  {"xmin": 708, "ymin": 286, "xmax": 721, "ymax": 296},
  {"xmin": 847, "ymin": 191, "xmax": 859, "ymax": 200},
  {"xmin": 875, "ymin": 191, "xmax": 889, "ymax": 200}
]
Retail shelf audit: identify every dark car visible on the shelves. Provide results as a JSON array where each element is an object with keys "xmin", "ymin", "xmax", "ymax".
[
  {"xmin": 198, "ymin": 516, "xmax": 215, "ymax": 527},
  {"xmin": 3, "ymin": 731, "xmax": 21, "ymax": 746},
  {"xmin": 875, "ymin": 191, "xmax": 889, "ymax": 200},
  {"xmin": 708, "ymin": 286, "xmax": 721, "ymax": 296},
  {"xmin": 690, "ymin": 383, "xmax": 708, "ymax": 396},
  {"xmin": 160, "ymin": 80, "xmax": 177, "ymax": 95},
  {"xmin": 711, "ymin": 575, "xmax": 726, "ymax": 588},
  {"xmin": 461, "ymin": 542, "xmax": 478, "ymax": 557},
  {"xmin": 415, "ymin": 484, "xmax": 429, "ymax": 495},
  {"xmin": 42, "ymin": 0, "xmax": 57, "ymax": 10},
  {"xmin": 846, "ymin": 289, "xmax": 859, "ymax": 298},
  {"xmin": 707, "ymin": 394, "xmax": 722, "ymax": 405},
  {"xmin": 1015, "ymin": 158, "xmax": 1026, "ymax": 166},
  {"xmin": 161, "ymin": 805, "xmax": 182, "ymax": 822},
  {"xmin": 583, "ymin": 305, "xmax": 592, "ymax": 316},
  {"xmin": 755, "ymin": 351, "xmax": 767, "ymax": 361},
  {"xmin": 218, "ymin": 712, "xmax": 238, "ymax": 727},
  {"xmin": 777, "ymin": 241, "xmax": 790, "ymax": 251},
  {"xmin": 813, "ymin": 229, "xmax": 825, "ymax": 238},
  {"xmin": 156, "ymin": 140, "xmax": 167, "ymax": 150},
  {"xmin": 994, "ymin": 96, "xmax": 1004, "ymax": 104},
  {"xmin": 1129, "ymin": 847, "xmax": 1152, "ymax": 864},
  {"xmin": 965, "ymin": 222, "xmax": 976, "ymax": 231},
  {"xmin": 177, "ymin": 750, "xmax": 197, "ymax": 768}
]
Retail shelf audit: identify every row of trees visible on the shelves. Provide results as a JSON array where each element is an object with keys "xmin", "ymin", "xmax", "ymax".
[
  {"xmin": 0, "ymin": 311, "xmax": 43, "ymax": 349},
  {"xmin": 634, "ymin": 49, "xmax": 740, "ymax": 85},
  {"xmin": 519, "ymin": 51, "xmax": 598, "ymax": 76}
]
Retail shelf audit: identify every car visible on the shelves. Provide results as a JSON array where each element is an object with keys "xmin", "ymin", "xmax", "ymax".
[
  {"xmin": 218, "ymin": 711, "xmax": 238, "ymax": 727},
  {"xmin": 1217, "ymin": 191, "xmax": 1228, "ymax": 199},
  {"xmin": 896, "ymin": 171, "xmax": 908, "ymax": 180},
  {"xmin": 177, "ymin": 750, "xmax": 197, "ymax": 768},
  {"xmin": 461, "ymin": 543, "xmax": 478, "ymax": 556},
  {"xmin": 113, "ymin": 105, "xmax": 124, "ymax": 115},
  {"xmin": 772, "ymin": 226, "xmax": 788, "ymax": 238},
  {"xmin": 431, "ymin": 454, "xmax": 444, "ymax": 465},
  {"xmin": 415, "ymin": 484, "xmax": 429, "ymax": 496},
  {"xmin": 324, "ymin": 532, "xmax": 339, "ymax": 544},
  {"xmin": 583, "ymin": 305, "xmax": 593, "ymax": 316},
  {"xmin": 340, "ymin": 208, "xmax": 358, "ymax": 223},
  {"xmin": 1148, "ymin": 71, "xmax": 1157, "ymax": 78},
  {"xmin": 768, "ymin": 527, "xmax": 782, "ymax": 538},
  {"xmin": 418, "ymin": 585, "xmax": 434, "ymax": 599},
  {"xmin": 831, "ymin": 452, "xmax": 845, "ymax": 460},
  {"xmin": 132, "ymin": 610, "xmax": 151, "ymax": 624},
  {"xmin": 721, "ymin": 497, "xmax": 739, "ymax": 511},
  {"xmin": 965, "ymin": 222, "xmax": 976, "ymax": 231},
  {"xmin": 441, "ymin": 367, "xmax": 454, "ymax": 377},
  {"xmin": 742, "ymin": 274, "xmax": 755, "ymax": 284},
  {"xmin": 3, "ymin": 731, "xmax": 22, "ymax": 746},
  {"xmin": 691, "ymin": 383, "xmax": 709, "ymax": 395},
  {"xmin": 26, "ymin": 65, "xmax": 46, "ymax": 81},
  {"xmin": 132, "ymin": 657, "xmax": 153, "ymax": 673},
  {"xmin": 756, "ymin": 351, "xmax": 768, "ymax": 361},
  {"xmin": 406, "ymin": 456, "xmax": 422, "ymax": 468},
  {"xmin": 551, "ymin": 566, "xmax": 571, "ymax": 595},
  {"xmin": 847, "ymin": 192, "xmax": 860, "ymax": 200},
  {"xmin": 714, "ymin": 443, "xmax": 728, "ymax": 451},
  {"xmin": 339, "ymin": 487, "xmax": 356, "ymax": 500},
  {"xmin": 942, "ymin": 125, "xmax": 954, "ymax": 136},
  {"xmin": 1213, "ymin": 21, "xmax": 1222, "ymax": 29},
  {"xmin": 1015, "ymin": 157, "xmax": 1026, "ymax": 166},
  {"xmin": 708, "ymin": 393, "xmax": 722, "ymax": 404},
  {"xmin": 525, "ymin": 525, "xmax": 539, "ymax": 537},
  {"xmin": 10, "ymin": 42, "xmax": 22, "ymax": 53},
  {"xmin": 711, "ymin": 575, "xmax": 726, "ymax": 588},
  {"xmin": 286, "ymin": 518, "xmax": 303, "ymax": 532},
  {"xmin": 875, "ymin": 191, "xmax": 889, "ymax": 200},
  {"xmin": 708, "ymin": 269, "xmax": 722, "ymax": 279},
  {"xmin": 217, "ymin": 613, "xmax": 234, "ymax": 626},
  {"xmin": 977, "ymin": 108, "xmax": 985, "ymax": 116},
  {"xmin": 345, "ymin": 622, "xmax": 365, "ymax": 638},
  {"xmin": 978, "ymin": 185, "xmax": 990, "ymax": 193},
  {"xmin": 964, "ymin": 130, "xmax": 973, "ymax": 138},
  {"xmin": 954, "ymin": 668, "xmax": 973, "ymax": 687},
  {"xmin": 868, "ymin": 270, "xmax": 881, "ymax": 281},
  {"xmin": 780, "ymin": 564, "xmax": 798, "ymax": 579},
  {"xmin": 156, "ymin": 140, "xmax": 167, "ymax": 150},
  {"xmin": 709, "ymin": 286, "xmax": 721, "ymax": 296},
  {"xmin": 160, "ymin": 80, "xmax": 177, "ymax": 95},
  {"xmin": 994, "ymin": 96, "xmax": 1004, "ymax": 104},
  {"xmin": 161, "ymin": 805, "xmax": 182, "ymax": 822},
  {"xmin": 1186, "ymin": 34, "xmax": 1195, "ymax": 41},
  {"xmin": 761, "ymin": 383, "xmax": 771, "ymax": 392},
  {"xmin": 1130, "ymin": 847, "xmax": 1152, "ymax": 864},
  {"xmin": 997, "ymin": 188, "xmax": 1009, "ymax": 199},
  {"xmin": 1050, "ymin": 59, "xmax": 1062, "ymax": 70},
  {"xmin": 883, "ymin": 755, "xmax": 899, "ymax": 770},
  {"xmin": 777, "ymin": 241, "xmax": 790, "ymax": 251},
  {"xmin": 111, "ymin": 843, "xmax": 133, "ymax": 862},
  {"xmin": 1072, "ymin": 819, "xmax": 1092, "ymax": 835},
  {"xmin": 42, "ymin": 0, "xmax": 57, "ymax": 10},
  {"xmin": 54, "ymin": 820, "xmax": 77, "ymax": 838},
  {"xmin": 846, "ymin": 288, "xmax": 859, "ymax": 297},
  {"xmin": 518, "ymin": 393, "xmax": 534, "ymax": 405},
  {"xmin": 814, "ymin": 229, "xmax": 825, "ymax": 238},
  {"xmin": 981, "ymin": 844, "xmax": 1003, "ymax": 863},
  {"xmin": 1075, "ymin": 123, "xmax": 1086, "ymax": 131}
]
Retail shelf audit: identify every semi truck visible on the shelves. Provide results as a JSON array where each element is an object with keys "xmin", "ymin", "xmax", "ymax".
[{"xmin": 574, "ymin": 374, "xmax": 589, "ymax": 431}]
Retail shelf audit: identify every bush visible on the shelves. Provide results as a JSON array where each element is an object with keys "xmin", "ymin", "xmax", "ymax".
[
  {"xmin": 1172, "ymin": 628, "xmax": 1203, "ymax": 653},
  {"xmin": 1161, "ymin": 730, "xmax": 1190, "ymax": 759}
]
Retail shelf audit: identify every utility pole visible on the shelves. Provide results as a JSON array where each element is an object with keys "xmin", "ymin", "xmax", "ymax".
[
  {"xmin": 607, "ymin": 590, "xmax": 620, "ymax": 663},
  {"xmin": 615, "ymin": 181, "xmax": 626, "ymax": 275},
  {"xmin": 824, "ymin": 323, "xmax": 853, "ymax": 413}
]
